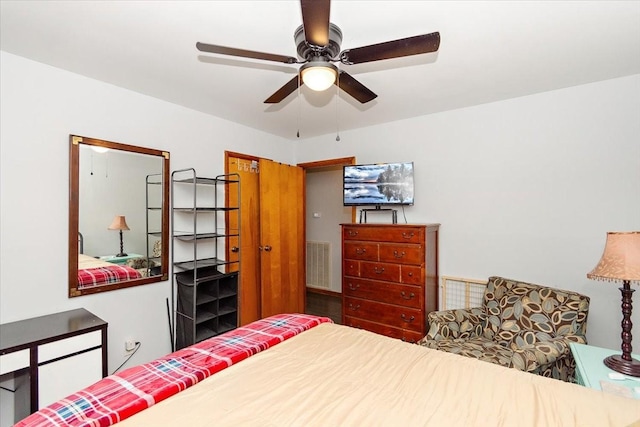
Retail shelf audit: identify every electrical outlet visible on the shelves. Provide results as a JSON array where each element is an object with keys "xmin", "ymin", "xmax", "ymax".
[{"xmin": 125, "ymin": 340, "xmax": 136, "ymax": 352}]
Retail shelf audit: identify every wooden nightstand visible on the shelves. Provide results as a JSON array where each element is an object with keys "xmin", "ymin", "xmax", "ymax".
[
  {"xmin": 570, "ymin": 342, "xmax": 640, "ymax": 399},
  {"xmin": 98, "ymin": 253, "xmax": 143, "ymax": 265}
]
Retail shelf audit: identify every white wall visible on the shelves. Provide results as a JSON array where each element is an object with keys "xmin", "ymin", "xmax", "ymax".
[
  {"xmin": 0, "ymin": 51, "xmax": 295, "ymax": 375},
  {"xmin": 295, "ymin": 74, "xmax": 640, "ymax": 351},
  {"xmin": 306, "ymin": 167, "xmax": 352, "ymax": 292}
]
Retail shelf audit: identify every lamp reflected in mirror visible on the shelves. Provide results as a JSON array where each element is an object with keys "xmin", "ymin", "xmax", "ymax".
[{"xmin": 108, "ymin": 215, "xmax": 130, "ymax": 257}]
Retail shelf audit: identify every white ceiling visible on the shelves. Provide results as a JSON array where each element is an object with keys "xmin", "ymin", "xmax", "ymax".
[{"xmin": 2, "ymin": 1, "xmax": 639, "ymax": 140}]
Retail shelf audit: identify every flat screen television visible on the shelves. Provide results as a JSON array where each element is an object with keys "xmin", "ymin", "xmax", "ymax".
[{"xmin": 343, "ymin": 162, "xmax": 414, "ymax": 207}]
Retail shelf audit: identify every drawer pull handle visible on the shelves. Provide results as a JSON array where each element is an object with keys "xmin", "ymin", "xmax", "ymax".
[
  {"xmin": 407, "ymin": 272, "xmax": 413, "ymax": 277},
  {"xmin": 400, "ymin": 291, "xmax": 415, "ymax": 300},
  {"xmin": 348, "ymin": 303, "xmax": 361, "ymax": 311},
  {"xmin": 373, "ymin": 267, "xmax": 385, "ymax": 275},
  {"xmin": 356, "ymin": 248, "xmax": 367, "ymax": 255},
  {"xmin": 393, "ymin": 250, "xmax": 406, "ymax": 259},
  {"xmin": 401, "ymin": 314, "xmax": 415, "ymax": 323},
  {"xmin": 401, "ymin": 232, "xmax": 415, "ymax": 239},
  {"xmin": 348, "ymin": 230, "xmax": 359, "ymax": 237},
  {"xmin": 348, "ymin": 283, "xmax": 360, "ymax": 291}
]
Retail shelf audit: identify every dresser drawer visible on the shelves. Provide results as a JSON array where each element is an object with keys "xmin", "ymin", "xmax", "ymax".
[
  {"xmin": 378, "ymin": 243, "xmax": 423, "ymax": 265},
  {"xmin": 360, "ymin": 261, "xmax": 400, "ymax": 282},
  {"xmin": 343, "ymin": 259, "xmax": 360, "ymax": 277},
  {"xmin": 343, "ymin": 242, "xmax": 379, "ymax": 261},
  {"xmin": 344, "ymin": 316, "xmax": 424, "ymax": 343},
  {"xmin": 401, "ymin": 265, "xmax": 423, "ymax": 285},
  {"xmin": 344, "ymin": 297, "xmax": 423, "ymax": 332},
  {"xmin": 343, "ymin": 225, "xmax": 425, "ymax": 244},
  {"xmin": 343, "ymin": 277, "xmax": 422, "ymax": 309}
]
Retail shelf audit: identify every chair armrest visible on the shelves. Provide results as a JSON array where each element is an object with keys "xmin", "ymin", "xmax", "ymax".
[
  {"xmin": 510, "ymin": 334, "xmax": 587, "ymax": 373},
  {"xmin": 423, "ymin": 307, "xmax": 486, "ymax": 341}
]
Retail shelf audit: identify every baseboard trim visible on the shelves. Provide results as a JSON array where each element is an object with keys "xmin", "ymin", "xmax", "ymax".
[{"xmin": 306, "ymin": 287, "xmax": 341, "ymax": 298}]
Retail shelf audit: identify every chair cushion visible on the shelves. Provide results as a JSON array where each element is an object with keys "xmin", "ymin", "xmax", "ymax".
[
  {"xmin": 421, "ymin": 336, "xmax": 514, "ymax": 368},
  {"xmin": 482, "ymin": 276, "xmax": 589, "ymax": 349}
]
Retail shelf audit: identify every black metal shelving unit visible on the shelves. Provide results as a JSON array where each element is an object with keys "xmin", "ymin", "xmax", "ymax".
[
  {"xmin": 146, "ymin": 173, "xmax": 164, "ymax": 276},
  {"xmin": 170, "ymin": 168, "xmax": 240, "ymax": 350}
]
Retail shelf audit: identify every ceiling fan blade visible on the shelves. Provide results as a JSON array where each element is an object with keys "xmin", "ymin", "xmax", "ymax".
[
  {"xmin": 264, "ymin": 75, "xmax": 301, "ymax": 103},
  {"xmin": 300, "ymin": 0, "xmax": 331, "ymax": 47},
  {"xmin": 337, "ymin": 71, "xmax": 377, "ymax": 104},
  {"xmin": 196, "ymin": 42, "xmax": 298, "ymax": 64},
  {"xmin": 340, "ymin": 32, "xmax": 440, "ymax": 65}
]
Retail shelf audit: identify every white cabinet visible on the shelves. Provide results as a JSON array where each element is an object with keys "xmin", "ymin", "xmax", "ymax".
[{"xmin": 0, "ymin": 309, "xmax": 107, "ymax": 424}]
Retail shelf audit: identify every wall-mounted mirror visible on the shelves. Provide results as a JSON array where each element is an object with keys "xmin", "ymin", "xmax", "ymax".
[{"xmin": 69, "ymin": 135, "xmax": 169, "ymax": 297}]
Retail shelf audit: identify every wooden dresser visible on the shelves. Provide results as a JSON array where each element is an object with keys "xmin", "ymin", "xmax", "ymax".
[{"xmin": 341, "ymin": 223, "xmax": 439, "ymax": 343}]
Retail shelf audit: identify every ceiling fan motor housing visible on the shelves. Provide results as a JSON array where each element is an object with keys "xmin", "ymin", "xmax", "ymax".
[{"xmin": 294, "ymin": 23, "xmax": 343, "ymax": 60}]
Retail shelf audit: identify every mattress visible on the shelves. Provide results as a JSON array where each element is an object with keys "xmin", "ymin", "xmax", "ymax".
[
  {"xmin": 77, "ymin": 254, "xmax": 141, "ymax": 288},
  {"xmin": 116, "ymin": 322, "xmax": 640, "ymax": 427}
]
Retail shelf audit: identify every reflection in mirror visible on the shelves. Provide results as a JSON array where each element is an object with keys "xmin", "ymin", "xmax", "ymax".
[{"xmin": 69, "ymin": 135, "xmax": 169, "ymax": 297}]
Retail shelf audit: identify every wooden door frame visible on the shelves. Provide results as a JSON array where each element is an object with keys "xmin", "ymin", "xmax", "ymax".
[{"xmin": 297, "ymin": 156, "xmax": 357, "ymax": 224}]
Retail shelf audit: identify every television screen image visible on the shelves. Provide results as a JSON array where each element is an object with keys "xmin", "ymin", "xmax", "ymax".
[{"xmin": 343, "ymin": 162, "xmax": 414, "ymax": 206}]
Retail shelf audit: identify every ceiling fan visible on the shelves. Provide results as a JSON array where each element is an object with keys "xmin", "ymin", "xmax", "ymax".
[{"xmin": 196, "ymin": 0, "xmax": 440, "ymax": 104}]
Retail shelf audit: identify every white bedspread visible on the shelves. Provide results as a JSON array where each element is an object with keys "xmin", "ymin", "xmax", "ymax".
[
  {"xmin": 118, "ymin": 323, "xmax": 640, "ymax": 427},
  {"xmin": 77, "ymin": 253, "xmax": 113, "ymax": 268}
]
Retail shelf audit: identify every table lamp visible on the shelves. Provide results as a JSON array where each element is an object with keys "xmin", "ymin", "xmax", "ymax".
[
  {"xmin": 108, "ymin": 215, "xmax": 130, "ymax": 257},
  {"xmin": 587, "ymin": 231, "xmax": 640, "ymax": 376}
]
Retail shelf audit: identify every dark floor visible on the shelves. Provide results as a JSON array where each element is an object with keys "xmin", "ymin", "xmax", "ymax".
[{"xmin": 305, "ymin": 289, "xmax": 342, "ymax": 324}]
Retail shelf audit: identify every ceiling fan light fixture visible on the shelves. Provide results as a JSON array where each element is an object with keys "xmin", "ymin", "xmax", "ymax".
[{"xmin": 300, "ymin": 61, "xmax": 337, "ymax": 91}]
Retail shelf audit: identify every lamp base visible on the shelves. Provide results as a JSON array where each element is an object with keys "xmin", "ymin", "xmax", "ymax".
[
  {"xmin": 604, "ymin": 355, "xmax": 640, "ymax": 377},
  {"xmin": 115, "ymin": 252, "xmax": 128, "ymax": 257}
]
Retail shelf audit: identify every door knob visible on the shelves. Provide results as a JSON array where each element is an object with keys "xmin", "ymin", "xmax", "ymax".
[
  {"xmin": 231, "ymin": 246, "xmax": 239, "ymax": 253},
  {"xmin": 259, "ymin": 245, "xmax": 272, "ymax": 252}
]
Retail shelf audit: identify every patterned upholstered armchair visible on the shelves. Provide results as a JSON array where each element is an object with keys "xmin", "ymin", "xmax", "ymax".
[{"xmin": 417, "ymin": 276, "xmax": 590, "ymax": 382}]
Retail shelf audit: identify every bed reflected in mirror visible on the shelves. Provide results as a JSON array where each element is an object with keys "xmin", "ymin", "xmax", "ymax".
[{"xmin": 69, "ymin": 135, "xmax": 169, "ymax": 297}]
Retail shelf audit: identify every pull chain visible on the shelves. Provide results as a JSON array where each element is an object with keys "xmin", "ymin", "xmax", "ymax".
[
  {"xmin": 296, "ymin": 73, "xmax": 301, "ymax": 138},
  {"xmin": 335, "ymin": 70, "xmax": 341, "ymax": 142}
]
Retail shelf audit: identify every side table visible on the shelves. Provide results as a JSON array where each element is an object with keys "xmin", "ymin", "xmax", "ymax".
[
  {"xmin": 0, "ymin": 308, "xmax": 108, "ymax": 422},
  {"xmin": 570, "ymin": 342, "xmax": 640, "ymax": 399},
  {"xmin": 99, "ymin": 253, "xmax": 144, "ymax": 265}
]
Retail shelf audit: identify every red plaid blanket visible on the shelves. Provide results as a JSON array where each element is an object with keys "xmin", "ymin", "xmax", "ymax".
[
  {"xmin": 77, "ymin": 265, "xmax": 142, "ymax": 288},
  {"xmin": 16, "ymin": 313, "xmax": 331, "ymax": 427}
]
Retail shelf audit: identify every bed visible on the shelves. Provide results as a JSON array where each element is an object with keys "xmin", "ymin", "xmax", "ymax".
[
  {"xmin": 77, "ymin": 254, "xmax": 142, "ymax": 288},
  {"xmin": 15, "ymin": 314, "xmax": 640, "ymax": 426}
]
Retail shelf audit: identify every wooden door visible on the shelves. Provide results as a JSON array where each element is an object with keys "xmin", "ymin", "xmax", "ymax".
[
  {"xmin": 226, "ymin": 154, "xmax": 261, "ymax": 325},
  {"xmin": 259, "ymin": 159, "xmax": 306, "ymax": 317}
]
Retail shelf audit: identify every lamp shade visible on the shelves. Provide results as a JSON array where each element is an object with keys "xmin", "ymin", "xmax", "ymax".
[
  {"xmin": 587, "ymin": 231, "xmax": 640, "ymax": 283},
  {"xmin": 301, "ymin": 61, "xmax": 337, "ymax": 91},
  {"xmin": 108, "ymin": 215, "xmax": 130, "ymax": 231}
]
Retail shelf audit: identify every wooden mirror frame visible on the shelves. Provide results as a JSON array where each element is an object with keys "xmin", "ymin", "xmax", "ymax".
[{"xmin": 69, "ymin": 135, "xmax": 170, "ymax": 297}]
